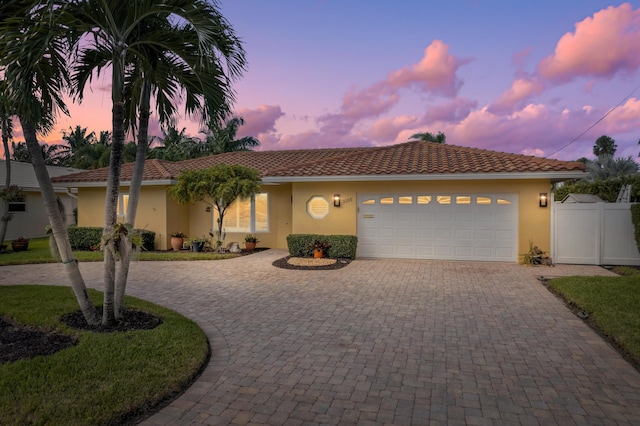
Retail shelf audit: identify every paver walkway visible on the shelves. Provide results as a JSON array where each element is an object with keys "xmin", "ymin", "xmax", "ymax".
[{"xmin": 1, "ymin": 250, "xmax": 639, "ymax": 425}]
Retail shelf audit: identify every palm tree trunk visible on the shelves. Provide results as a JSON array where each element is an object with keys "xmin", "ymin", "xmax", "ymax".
[
  {"xmin": 0, "ymin": 120, "xmax": 12, "ymax": 248},
  {"xmin": 20, "ymin": 117, "xmax": 99, "ymax": 324},
  {"xmin": 114, "ymin": 80, "xmax": 151, "ymax": 319},
  {"xmin": 102, "ymin": 102, "xmax": 125, "ymax": 326}
]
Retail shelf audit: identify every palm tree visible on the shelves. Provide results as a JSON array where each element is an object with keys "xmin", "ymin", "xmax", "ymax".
[
  {"xmin": 585, "ymin": 155, "xmax": 638, "ymax": 181},
  {"xmin": 0, "ymin": 0, "xmax": 100, "ymax": 324},
  {"xmin": 0, "ymin": 80, "xmax": 15, "ymax": 247},
  {"xmin": 59, "ymin": 125, "xmax": 95, "ymax": 166},
  {"xmin": 69, "ymin": 0, "xmax": 246, "ymax": 323},
  {"xmin": 152, "ymin": 126, "xmax": 198, "ymax": 161},
  {"xmin": 202, "ymin": 116, "xmax": 260, "ymax": 154},
  {"xmin": 593, "ymin": 135, "xmax": 617, "ymax": 158},
  {"xmin": 410, "ymin": 131, "xmax": 446, "ymax": 143}
]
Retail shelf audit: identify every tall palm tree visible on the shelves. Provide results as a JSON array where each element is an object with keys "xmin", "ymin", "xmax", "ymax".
[
  {"xmin": 410, "ymin": 131, "xmax": 447, "ymax": 144},
  {"xmin": 202, "ymin": 116, "xmax": 260, "ymax": 154},
  {"xmin": 0, "ymin": 80, "xmax": 15, "ymax": 247},
  {"xmin": 69, "ymin": 0, "xmax": 246, "ymax": 323},
  {"xmin": 0, "ymin": 0, "xmax": 100, "ymax": 324}
]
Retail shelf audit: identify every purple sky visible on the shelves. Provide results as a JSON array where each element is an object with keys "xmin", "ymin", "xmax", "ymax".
[{"xmin": 42, "ymin": 1, "xmax": 640, "ymax": 161}]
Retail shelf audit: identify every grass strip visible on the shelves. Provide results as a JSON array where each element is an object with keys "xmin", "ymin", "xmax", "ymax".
[
  {"xmin": 0, "ymin": 285, "xmax": 209, "ymax": 426},
  {"xmin": 0, "ymin": 237, "xmax": 239, "ymax": 265},
  {"xmin": 548, "ymin": 270, "xmax": 640, "ymax": 368}
]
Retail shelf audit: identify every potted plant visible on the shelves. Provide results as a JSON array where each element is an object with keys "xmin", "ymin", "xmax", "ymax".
[
  {"xmin": 188, "ymin": 237, "xmax": 207, "ymax": 253},
  {"xmin": 311, "ymin": 240, "xmax": 330, "ymax": 258},
  {"xmin": 170, "ymin": 232, "xmax": 187, "ymax": 251},
  {"xmin": 244, "ymin": 234, "xmax": 259, "ymax": 251},
  {"xmin": 11, "ymin": 237, "xmax": 30, "ymax": 252}
]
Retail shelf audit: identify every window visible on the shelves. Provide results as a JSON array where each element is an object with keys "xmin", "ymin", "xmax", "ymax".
[
  {"xmin": 8, "ymin": 195, "xmax": 26, "ymax": 213},
  {"xmin": 117, "ymin": 194, "xmax": 129, "ymax": 218},
  {"xmin": 398, "ymin": 196, "xmax": 413, "ymax": 204},
  {"xmin": 362, "ymin": 199, "xmax": 376, "ymax": 205},
  {"xmin": 456, "ymin": 196, "xmax": 471, "ymax": 204},
  {"xmin": 417, "ymin": 196, "xmax": 431, "ymax": 204},
  {"xmin": 220, "ymin": 193, "xmax": 270, "ymax": 232},
  {"xmin": 436, "ymin": 195, "xmax": 451, "ymax": 204},
  {"xmin": 477, "ymin": 196, "xmax": 491, "ymax": 205},
  {"xmin": 497, "ymin": 198, "xmax": 512, "ymax": 205},
  {"xmin": 307, "ymin": 196, "xmax": 329, "ymax": 219},
  {"xmin": 380, "ymin": 197, "xmax": 394, "ymax": 205}
]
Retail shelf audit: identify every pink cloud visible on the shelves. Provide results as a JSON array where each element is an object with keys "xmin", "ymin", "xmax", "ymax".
[
  {"xmin": 489, "ymin": 77, "xmax": 545, "ymax": 113},
  {"xmin": 366, "ymin": 115, "xmax": 419, "ymax": 142},
  {"xmin": 235, "ymin": 104, "xmax": 284, "ymax": 138},
  {"xmin": 512, "ymin": 47, "xmax": 533, "ymax": 68},
  {"xmin": 388, "ymin": 40, "xmax": 470, "ymax": 97},
  {"xmin": 424, "ymin": 98, "xmax": 477, "ymax": 122},
  {"xmin": 537, "ymin": 3, "xmax": 640, "ymax": 82},
  {"xmin": 341, "ymin": 82, "xmax": 400, "ymax": 120}
]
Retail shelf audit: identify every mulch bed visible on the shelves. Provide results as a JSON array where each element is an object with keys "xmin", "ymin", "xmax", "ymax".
[
  {"xmin": 272, "ymin": 256, "xmax": 352, "ymax": 270},
  {"xmin": 0, "ymin": 310, "xmax": 162, "ymax": 364}
]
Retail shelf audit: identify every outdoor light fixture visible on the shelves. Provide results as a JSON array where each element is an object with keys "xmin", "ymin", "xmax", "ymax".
[
  {"xmin": 334, "ymin": 194, "xmax": 341, "ymax": 207},
  {"xmin": 539, "ymin": 193, "xmax": 548, "ymax": 208}
]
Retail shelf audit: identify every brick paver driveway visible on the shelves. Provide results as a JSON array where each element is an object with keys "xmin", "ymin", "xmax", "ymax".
[{"xmin": 1, "ymin": 249, "xmax": 639, "ymax": 425}]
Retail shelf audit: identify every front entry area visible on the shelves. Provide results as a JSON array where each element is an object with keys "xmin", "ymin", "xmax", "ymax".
[{"xmin": 357, "ymin": 193, "xmax": 518, "ymax": 261}]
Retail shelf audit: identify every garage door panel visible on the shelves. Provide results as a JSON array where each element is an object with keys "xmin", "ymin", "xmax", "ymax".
[{"xmin": 358, "ymin": 192, "xmax": 517, "ymax": 261}]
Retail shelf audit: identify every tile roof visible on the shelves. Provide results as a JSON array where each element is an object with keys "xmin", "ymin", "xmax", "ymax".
[{"xmin": 51, "ymin": 141, "xmax": 585, "ymax": 184}]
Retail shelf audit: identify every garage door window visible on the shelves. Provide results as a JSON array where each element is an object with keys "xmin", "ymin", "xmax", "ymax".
[
  {"xmin": 380, "ymin": 197, "xmax": 394, "ymax": 205},
  {"xmin": 436, "ymin": 196, "xmax": 451, "ymax": 204},
  {"xmin": 399, "ymin": 196, "xmax": 412, "ymax": 204},
  {"xmin": 417, "ymin": 196, "xmax": 431, "ymax": 204},
  {"xmin": 456, "ymin": 196, "xmax": 471, "ymax": 204},
  {"xmin": 497, "ymin": 198, "xmax": 512, "ymax": 205},
  {"xmin": 477, "ymin": 196, "xmax": 491, "ymax": 205},
  {"xmin": 362, "ymin": 199, "xmax": 376, "ymax": 205}
]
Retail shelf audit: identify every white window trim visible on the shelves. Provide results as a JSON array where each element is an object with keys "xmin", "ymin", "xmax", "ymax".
[{"xmin": 215, "ymin": 193, "xmax": 269, "ymax": 233}]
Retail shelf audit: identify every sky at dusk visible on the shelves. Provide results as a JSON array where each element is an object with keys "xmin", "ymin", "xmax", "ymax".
[{"xmin": 27, "ymin": 1, "xmax": 640, "ymax": 161}]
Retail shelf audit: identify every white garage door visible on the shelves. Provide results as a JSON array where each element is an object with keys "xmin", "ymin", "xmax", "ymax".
[{"xmin": 357, "ymin": 193, "xmax": 518, "ymax": 261}]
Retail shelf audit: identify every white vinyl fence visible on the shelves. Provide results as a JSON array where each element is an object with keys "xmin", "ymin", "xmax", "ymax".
[{"xmin": 552, "ymin": 202, "xmax": 640, "ymax": 265}]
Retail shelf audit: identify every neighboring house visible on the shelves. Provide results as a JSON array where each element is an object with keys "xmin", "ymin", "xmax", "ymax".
[
  {"xmin": 0, "ymin": 161, "xmax": 82, "ymax": 240},
  {"xmin": 51, "ymin": 141, "xmax": 585, "ymax": 261}
]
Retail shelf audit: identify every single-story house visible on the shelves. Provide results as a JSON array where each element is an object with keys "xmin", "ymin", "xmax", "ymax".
[
  {"xmin": 0, "ymin": 161, "xmax": 81, "ymax": 240},
  {"xmin": 51, "ymin": 141, "xmax": 585, "ymax": 261}
]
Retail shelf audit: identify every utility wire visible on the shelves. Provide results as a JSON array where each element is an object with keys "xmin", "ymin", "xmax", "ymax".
[{"xmin": 549, "ymin": 83, "xmax": 640, "ymax": 157}]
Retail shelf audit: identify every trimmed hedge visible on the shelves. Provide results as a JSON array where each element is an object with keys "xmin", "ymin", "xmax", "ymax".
[
  {"xmin": 554, "ymin": 175, "xmax": 640, "ymax": 203},
  {"xmin": 632, "ymin": 204, "xmax": 640, "ymax": 253},
  {"xmin": 67, "ymin": 226, "xmax": 156, "ymax": 251},
  {"xmin": 287, "ymin": 234, "xmax": 358, "ymax": 259}
]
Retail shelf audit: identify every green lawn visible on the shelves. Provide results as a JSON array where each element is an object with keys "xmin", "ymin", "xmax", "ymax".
[
  {"xmin": 548, "ymin": 269, "xmax": 640, "ymax": 366},
  {"xmin": 0, "ymin": 237, "xmax": 239, "ymax": 265},
  {"xmin": 0, "ymin": 285, "xmax": 209, "ymax": 425}
]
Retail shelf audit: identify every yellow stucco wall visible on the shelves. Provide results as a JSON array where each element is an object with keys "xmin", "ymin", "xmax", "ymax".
[
  {"xmin": 185, "ymin": 183, "xmax": 293, "ymax": 250},
  {"xmin": 78, "ymin": 179, "xmax": 552, "ymax": 257},
  {"xmin": 78, "ymin": 186, "xmax": 170, "ymax": 250},
  {"xmin": 291, "ymin": 179, "xmax": 552, "ymax": 257}
]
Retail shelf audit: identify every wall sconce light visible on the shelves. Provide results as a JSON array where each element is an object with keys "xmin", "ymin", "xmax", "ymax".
[
  {"xmin": 333, "ymin": 194, "xmax": 341, "ymax": 207},
  {"xmin": 539, "ymin": 193, "xmax": 548, "ymax": 208}
]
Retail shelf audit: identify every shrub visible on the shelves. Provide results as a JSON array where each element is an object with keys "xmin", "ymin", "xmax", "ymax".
[
  {"xmin": 67, "ymin": 226, "xmax": 155, "ymax": 251},
  {"xmin": 287, "ymin": 234, "xmax": 358, "ymax": 259},
  {"xmin": 68, "ymin": 226, "xmax": 102, "ymax": 250},
  {"xmin": 632, "ymin": 204, "xmax": 640, "ymax": 254},
  {"xmin": 554, "ymin": 175, "xmax": 640, "ymax": 203}
]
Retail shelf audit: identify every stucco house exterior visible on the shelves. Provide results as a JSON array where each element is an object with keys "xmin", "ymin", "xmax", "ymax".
[
  {"xmin": 51, "ymin": 141, "xmax": 585, "ymax": 261},
  {"xmin": 0, "ymin": 161, "xmax": 82, "ymax": 240}
]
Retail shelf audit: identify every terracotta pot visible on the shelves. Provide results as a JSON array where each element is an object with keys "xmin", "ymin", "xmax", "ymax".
[
  {"xmin": 245, "ymin": 242, "xmax": 256, "ymax": 251},
  {"xmin": 11, "ymin": 239, "xmax": 29, "ymax": 252},
  {"xmin": 313, "ymin": 249, "xmax": 323, "ymax": 258},
  {"xmin": 170, "ymin": 236, "xmax": 184, "ymax": 251}
]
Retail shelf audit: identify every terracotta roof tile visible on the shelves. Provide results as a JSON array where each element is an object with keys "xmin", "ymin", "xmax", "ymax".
[{"xmin": 51, "ymin": 141, "xmax": 585, "ymax": 184}]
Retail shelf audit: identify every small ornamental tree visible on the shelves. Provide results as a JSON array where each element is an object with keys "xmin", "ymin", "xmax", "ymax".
[{"xmin": 168, "ymin": 164, "xmax": 261, "ymax": 244}]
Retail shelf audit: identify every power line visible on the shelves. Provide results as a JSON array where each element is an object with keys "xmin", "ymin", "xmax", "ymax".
[{"xmin": 549, "ymin": 83, "xmax": 640, "ymax": 157}]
